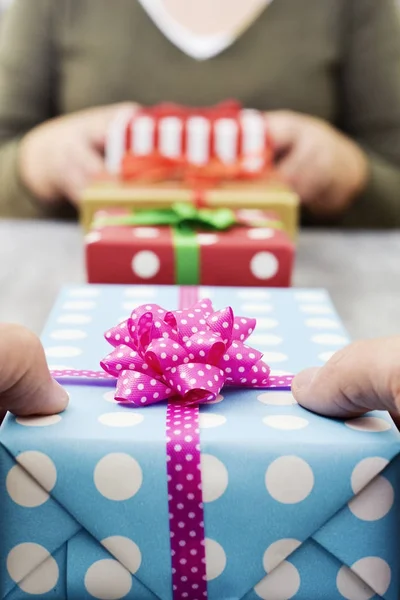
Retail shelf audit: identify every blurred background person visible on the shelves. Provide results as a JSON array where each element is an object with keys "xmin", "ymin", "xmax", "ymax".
[{"xmin": 0, "ymin": 0, "xmax": 399, "ymax": 227}]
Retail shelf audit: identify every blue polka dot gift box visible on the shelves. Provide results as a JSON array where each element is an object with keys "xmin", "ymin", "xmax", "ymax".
[{"xmin": 1, "ymin": 285, "xmax": 400, "ymax": 600}]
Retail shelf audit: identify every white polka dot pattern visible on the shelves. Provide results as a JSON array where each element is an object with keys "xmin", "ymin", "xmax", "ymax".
[
  {"xmin": 166, "ymin": 403, "xmax": 208, "ymax": 598},
  {"xmin": 5, "ymin": 286, "xmax": 397, "ymax": 600}
]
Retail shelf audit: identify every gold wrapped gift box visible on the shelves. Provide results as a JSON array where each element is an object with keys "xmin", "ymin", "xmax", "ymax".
[{"xmin": 80, "ymin": 177, "xmax": 299, "ymax": 240}]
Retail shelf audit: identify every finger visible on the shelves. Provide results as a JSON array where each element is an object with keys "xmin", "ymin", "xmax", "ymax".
[
  {"xmin": 0, "ymin": 324, "xmax": 69, "ymax": 416},
  {"xmin": 60, "ymin": 146, "xmax": 104, "ymax": 204},
  {"xmin": 86, "ymin": 102, "xmax": 140, "ymax": 148},
  {"xmin": 292, "ymin": 339, "xmax": 400, "ymax": 418},
  {"xmin": 265, "ymin": 111, "xmax": 301, "ymax": 156}
]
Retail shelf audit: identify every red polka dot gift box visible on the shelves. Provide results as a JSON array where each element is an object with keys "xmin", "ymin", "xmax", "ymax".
[{"xmin": 85, "ymin": 207, "xmax": 295, "ymax": 287}]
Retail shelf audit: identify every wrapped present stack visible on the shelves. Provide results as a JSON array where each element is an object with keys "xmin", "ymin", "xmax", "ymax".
[
  {"xmin": 83, "ymin": 101, "xmax": 299, "ymax": 286},
  {"xmin": 1, "ymin": 285, "xmax": 399, "ymax": 600}
]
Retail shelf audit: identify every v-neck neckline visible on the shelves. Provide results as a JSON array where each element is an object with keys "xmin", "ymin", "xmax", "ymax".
[{"xmin": 137, "ymin": 0, "xmax": 273, "ymax": 61}]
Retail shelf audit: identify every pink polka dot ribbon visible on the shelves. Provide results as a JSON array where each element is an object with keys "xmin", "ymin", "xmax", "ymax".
[
  {"xmin": 50, "ymin": 295, "xmax": 294, "ymax": 599},
  {"xmin": 166, "ymin": 403, "xmax": 207, "ymax": 599}
]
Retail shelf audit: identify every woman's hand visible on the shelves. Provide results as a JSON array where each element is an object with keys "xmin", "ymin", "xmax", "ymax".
[
  {"xmin": 267, "ymin": 111, "xmax": 368, "ymax": 219},
  {"xmin": 292, "ymin": 337, "xmax": 400, "ymax": 428},
  {"xmin": 19, "ymin": 103, "xmax": 137, "ymax": 206},
  {"xmin": 0, "ymin": 324, "xmax": 68, "ymax": 425}
]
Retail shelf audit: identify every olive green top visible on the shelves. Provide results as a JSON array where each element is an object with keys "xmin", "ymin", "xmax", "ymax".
[{"xmin": 1, "ymin": 0, "xmax": 400, "ymax": 227}]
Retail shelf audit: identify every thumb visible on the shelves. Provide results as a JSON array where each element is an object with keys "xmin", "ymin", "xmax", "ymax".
[
  {"xmin": 86, "ymin": 102, "xmax": 139, "ymax": 148},
  {"xmin": 291, "ymin": 338, "xmax": 400, "ymax": 418},
  {"xmin": 0, "ymin": 324, "xmax": 69, "ymax": 418}
]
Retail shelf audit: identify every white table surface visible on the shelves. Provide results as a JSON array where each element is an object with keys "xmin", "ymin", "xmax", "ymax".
[{"xmin": 1, "ymin": 219, "xmax": 399, "ymax": 340}]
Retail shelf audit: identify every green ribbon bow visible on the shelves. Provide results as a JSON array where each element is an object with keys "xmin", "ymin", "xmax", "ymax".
[{"xmin": 94, "ymin": 203, "xmax": 282, "ymax": 285}]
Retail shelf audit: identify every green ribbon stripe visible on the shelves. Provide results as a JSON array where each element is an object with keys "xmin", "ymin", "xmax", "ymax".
[{"xmin": 93, "ymin": 203, "xmax": 283, "ymax": 285}]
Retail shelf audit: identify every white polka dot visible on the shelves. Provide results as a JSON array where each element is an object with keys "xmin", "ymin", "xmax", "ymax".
[
  {"xmin": 247, "ymin": 228, "xmax": 275, "ymax": 240},
  {"xmin": 254, "ymin": 561, "xmax": 301, "ymax": 600},
  {"xmin": 248, "ymin": 334, "xmax": 283, "ymax": 346},
  {"xmin": 62, "ymin": 300, "xmax": 96, "ymax": 310},
  {"xmin": 353, "ymin": 558, "xmax": 391, "ymax": 596},
  {"xmin": 261, "ymin": 352, "xmax": 288, "ymax": 363},
  {"xmin": 237, "ymin": 290, "xmax": 271, "ymax": 300},
  {"xmin": 50, "ymin": 329, "xmax": 87, "ymax": 341},
  {"xmin": 337, "ymin": 566, "xmax": 375, "ymax": 600},
  {"xmin": 351, "ymin": 458, "xmax": 389, "ymax": 493},
  {"xmin": 337, "ymin": 558, "xmax": 391, "ymax": 600},
  {"xmin": 84, "ymin": 559, "xmax": 132, "ymax": 599},
  {"xmin": 94, "ymin": 454, "xmax": 143, "ymax": 501},
  {"xmin": 197, "ymin": 287, "xmax": 214, "ymax": 300},
  {"xmin": 205, "ymin": 539, "xmax": 226, "ymax": 581},
  {"xmin": 201, "ymin": 454, "xmax": 228, "ymax": 502},
  {"xmin": 266, "ymin": 456, "xmax": 314, "ymax": 504},
  {"xmin": 198, "ymin": 413, "xmax": 227, "ymax": 428},
  {"xmin": 7, "ymin": 451, "xmax": 57, "ymax": 507},
  {"xmin": 98, "ymin": 413, "xmax": 144, "ymax": 427},
  {"xmin": 45, "ymin": 346, "xmax": 82, "ymax": 358},
  {"xmin": 345, "ymin": 417, "xmax": 392, "ymax": 433},
  {"xmin": 241, "ymin": 304, "xmax": 274, "ymax": 313},
  {"xmin": 103, "ymin": 391, "xmax": 118, "ymax": 404},
  {"xmin": 270, "ymin": 370, "xmax": 292, "ymax": 377},
  {"xmin": 122, "ymin": 301, "xmax": 144, "ymax": 311},
  {"xmin": 68, "ymin": 287, "xmax": 100, "ymax": 298},
  {"xmin": 258, "ymin": 391, "xmax": 296, "ymax": 406},
  {"xmin": 124, "ymin": 286, "xmax": 156, "ymax": 298},
  {"xmin": 295, "ymin": 291, "xmax": 327, "ymax": 302},
  {"xmin": 7, "ymin": 465, "xmax": 50, "ymax": 507},
  {"xmin": 7, "ymin": 543, "xmax": 59, "ymax": 594},
  {"xmin": 255, "ymin": 318, "xmax": 279, "ymax": 330},
  {"xmin": 263, "ymin": 539, "xmax": 302, "ymax": 572},
  {"xmin": 318, "ymin": 351, "xmax": 337, "ymax": 362},
  {"xmin": 131, "ymin": 251, "xmax": 160, "ymax": 279},
  {"xmin": 85, "ymin": 231, "xmax": 102, "ymax": 244},
  {"xmin": 16, "ymin": 415, "xmax": 62, "ymax": 427},
  {"xmin": 57, "ymin": 314, "xmax": 92, "ymax": 325},
  {"xmin": 47, "ymin": 364, "xmax": 73, "ymax": 371},
  {"xmin": 206, "ymin": 394, "xmax": 224, "ymax": 405},
  {"xmin": 101, "ymin": 536, "xmax": 141, "ymax": 574},
  {"xmin": 197, "ymin": 233, "xmax": 219, "ymax": 245},
  {"xmin": 312, "ymin": 334, "xmax": 349, "ymax": 346},
  {"xmin": 237, "ymin": 208, "xmax": 265, "ymax": 220},
  {"xmin": 299, "ymin": 304, "xmax": 333, "ymax": 315},
  {"xmin": 349, "ymin": 476, "xmax": 394, "ymax": 521},
  {"xmin": 305, "ymin": 318, "xmax": 340, "ymax": 329},
  {"xmin": 250, "ymin": 252, "xmax": 279, "ymax": 280},
  {"xmin": 348, "ymin": 457, "xmax": 393, "ymax": 521},
  {"xmin": 263, "ymin": 415, "xmax": 309, "ymax": 430},
  {"xmin": 133, "ymin": 227, "xmax": 160, "ymax": 238}
]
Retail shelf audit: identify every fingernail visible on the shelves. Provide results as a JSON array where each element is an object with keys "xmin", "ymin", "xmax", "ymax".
[{"xmin": 292, "ymin": 367, "xmax": 320, "ymax": 399}]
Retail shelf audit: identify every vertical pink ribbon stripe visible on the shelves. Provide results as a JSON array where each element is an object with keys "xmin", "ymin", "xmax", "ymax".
[{"xmin": 167, "ymin": 402, "xmax": 207, "ymax": 599}]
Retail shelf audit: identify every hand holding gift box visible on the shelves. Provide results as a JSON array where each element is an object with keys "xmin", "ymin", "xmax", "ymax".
[
  {"xmin": 85, "ymin": 205, "xmax": 294, "ymax": 286},
  {"xmin": 80, "ymin": 102, "xmax": 299, "ymax": 238},
  {"xmin": 1, "ymin": 286, "xmax": 400, "ymax": 600}
]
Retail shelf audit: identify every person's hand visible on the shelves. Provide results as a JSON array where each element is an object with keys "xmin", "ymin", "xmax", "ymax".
[
  {"xmin": 292, "ymin": 338, "xmax": 400, "ymax": 426},
  {"xmin": 19, "ymin": 103, "xmax": 138, "ymax": 206},
  {"xmin": 0, "ymin": 324, "xmax": 68, "ymax": 425},
  {"xmin": 266, "ymin": 111, "xmax": 368, "ymax": 219}
]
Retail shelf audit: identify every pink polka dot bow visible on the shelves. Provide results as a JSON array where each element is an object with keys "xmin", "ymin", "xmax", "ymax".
[{"xmin": 101, "ymin": 298, "xmax": 292, "ymax": 407}]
